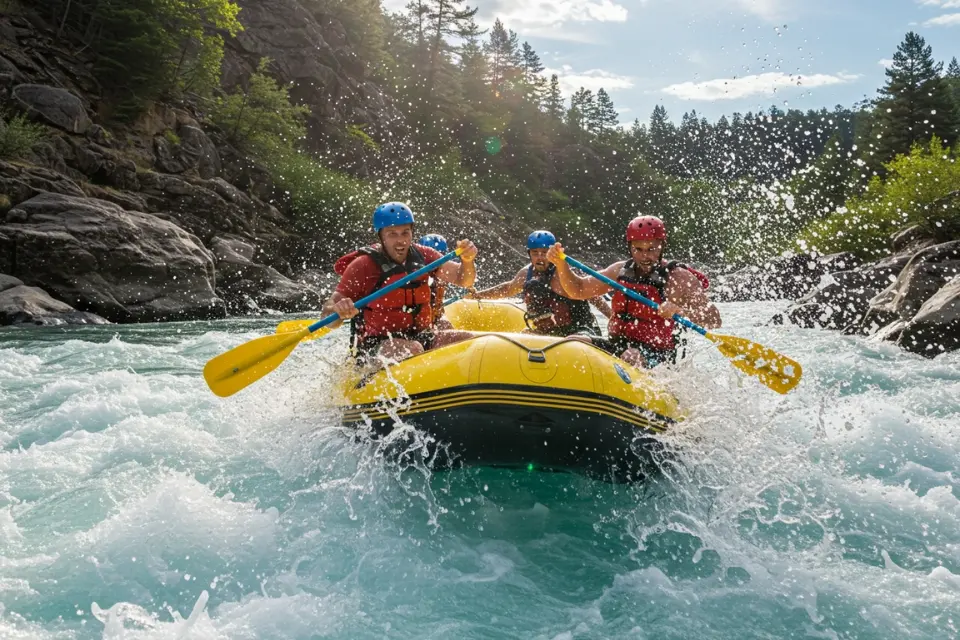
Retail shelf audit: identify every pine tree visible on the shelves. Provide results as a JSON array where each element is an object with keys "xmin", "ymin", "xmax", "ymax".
[
  {"xmin": 947, "ymin": 57, "xmax": 960, "ymax": 138},
  {"xmin": 486, "ymin": 19, "xmax": 521, "ymax": 97},
  {"xmin": 649, "ymin": 104, "xmax": 677, "ymax": 172},
  {"xmin": 459, "ymin": 35, "xmax": 490, "ymax": 108},
  {"xmin": 568, "ymin": 87, "xmax": 595, "ymax": 133},
  {"xmin": 875, "ymin": 32, "xmax": 957, "ymax": 160},
  {"xmin": 520, "ymin": 41, "xmax": 546, "ymax": 103},
  {"xmin": 422, "ymin": 0, "xmax": 479, "ymax": 101},
  {"xmin": 595, "ymin": 88, "xmax": 619, "ymax": 134},
  {"xmin": 544, "ymin": 74, "xmax": 564, "ymax": 120}
]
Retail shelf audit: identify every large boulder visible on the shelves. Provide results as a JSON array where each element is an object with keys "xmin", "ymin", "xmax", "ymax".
[
  {"xmin": 896, "ymin": 276, "xmax": 960, "ymax": 356},
  {"xmin": 153, "ymin": 125, "xmax": 221, "ymax": 179},
  {"xmin": 0, "ymin": 275, "xmax": 109, "ymax": 326},
  {"xmin": 12, "ymin": 84, "xmax": 91, "ymax": 134},
  {"xmin": 714, "ymin": 252, "xmax": 862, "ymax": 302},
  {"xmin": 866, "ymin": 241, "xmax": 960, "ymax": 322},
  {"xmin": 773, "ymin": 258, "xmax": 904, "ymax": 332},
  {"xmin": 0, "ymin": 159, "xmax": 86, "ymax": 206},
  {"xmin": 211, "ymin": 236, "xmax": 324, "ymax": 314},
  {"xmin": 0, "ymin": 193, "xmax": 224, "ymax": 322}
]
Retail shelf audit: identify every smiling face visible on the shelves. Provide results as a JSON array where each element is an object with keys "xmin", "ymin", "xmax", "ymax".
[
  {"xmin": 529, "ymin": 248, "xmax": 549, "ymax": 272},
  {"xmin": 379, "ymin": 224, "xmax": 414, "ymax": 264},
  {"xmin": 628, "ymin": 240, "xmax": 664, "ymax": 274}
]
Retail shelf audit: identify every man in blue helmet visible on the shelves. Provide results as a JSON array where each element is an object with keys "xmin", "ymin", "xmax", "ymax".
[
  {"xmin": 468, "ymin": 230, "xmax": 611, "ymax": 336},
  {"xmin": 418, "ymin": 234, "xmax": 455, "ymax": 330},
  {"xmin": 322, "ymin": 203, "xmax": 478, "ymax": 362}
]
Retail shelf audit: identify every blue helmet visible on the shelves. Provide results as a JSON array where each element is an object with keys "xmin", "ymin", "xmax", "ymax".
[
  {"xmin": 373, "ymin": 202, "xmax": 415, "ymax": 232},
  {"xmin": 527, "ymin": 230, "xmax": 556, "ymax": 250},
  {"xmin": 419, "ymin": 234, "xmax": 448, "ymax": 253}
]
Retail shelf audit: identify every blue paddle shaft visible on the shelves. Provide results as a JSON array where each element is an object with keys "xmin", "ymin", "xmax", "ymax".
[
  {"xmin": 308, "ymin": 249, "xmax": 461, "ymax": 334},
  {"xmin": 562, "ymin": 254, "xmax": 708, "ymax": 337}
]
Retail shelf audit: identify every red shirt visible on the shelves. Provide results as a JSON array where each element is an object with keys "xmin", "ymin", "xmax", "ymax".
[{"xmin": 335, "ymin": 245, "xmax": 444, "ymax": 301}]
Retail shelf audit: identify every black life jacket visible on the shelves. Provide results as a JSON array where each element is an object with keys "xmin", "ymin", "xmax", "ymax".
[{"xmin": 522, "ymin": 264, "xmax": 599, "ymax": 336}]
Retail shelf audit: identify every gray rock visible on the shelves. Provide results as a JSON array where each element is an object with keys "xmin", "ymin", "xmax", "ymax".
[
  {"xmin": 867, "ymin": 241, "xmax": 960, "ymax": 322},
  {"xmin": 153, "ymin": 126, "xmax": 220, "ymax": 177},
  {"xmin": 180, "ymin": 126, "xmax": 221, "ymax": 179},
  {"xmin": 896, "ymin": 276, "xmax": 960, "ymax": 356},
  {"xmin": 212, "ymin": 236, "xmax": 256, "ymax": 263},
  {"xmin": 0, "ymin": 192, "xmax": 224, "ymax": 322},
  {"xmin": 212, "ymin": 234, "xmax": 323, "ymax": 314},
  {"xmin": 71, "ymin": 142, "xmax": 140, "ymax": 191},
  {"xmin": 12, "ymin": 84, "xmax": 91, "ymax": 134},
  {"xmin": 0, "ymin": 283, "xmax": 110, "ymax": 326},
  {"xmin": 715, "ymin": 251, "xmax": 862, "ymax": 302},
  {"xmin": 0, "ymin": 274, "xmax": 23, "ymax": 293},
  {"xmin": 890, "ymin": 224, "xmax": 936, "ymax": 254}
]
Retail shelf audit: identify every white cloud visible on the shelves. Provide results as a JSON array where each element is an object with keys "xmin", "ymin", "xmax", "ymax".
[
  {"xmin": 485, "ymin": 0, "xmax": 629, "ymax": 34},
  {"xmin": 733, "ymin": 0, "xmax": 786, "ymax": 21},
  {"xmin": 918, "ymin": 0, "xmax": 960, "ymax": 8},
  {"xmin": 661, "ymin": 71, "xmax": 860, "ymax": 101},
  {"xmin": 878, "ymin": 59, "xmax": 894, "ymax": 68},
  {"xmin": 544, "ymin": 65, "xmax": 634, "ymax": 95},
  {"xmin": 923, "ymin": 12, "xmax": 960, "ymax": 25}
]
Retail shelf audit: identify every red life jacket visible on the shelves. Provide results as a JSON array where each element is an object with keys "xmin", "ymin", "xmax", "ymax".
[
  {"xmin": 522, "ymin": 264, "xmax": 598, "ymax": 336},
  {"xmin": 334, "ymin": 244, "xmax": 434, "ymax": 338},
  {"xmin": 609, "ymin": 260, "xmax": 709, "ymax": 351}
]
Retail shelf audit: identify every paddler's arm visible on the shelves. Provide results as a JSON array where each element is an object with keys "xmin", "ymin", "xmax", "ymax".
[
  {"xmin": 589, "ymin": 295, "xmax": 613, "ymax": 318},
  {"xmin": 661, "ymin": 269, "xmax": 721, "ymax": 329},
  {"xmin": 468, "ymin": 268, "xmax": 525, "ymax": 300},
  {"xmin": 437, "ymin": 239, "xmax": 478, "ymax": 288},
  {"xmin": 320, "ymin": 292, "xmax": 359, "ymax": 330},
  {"xmin": 545, "ymin": 243, "xmax": 614, "ymax": 300}
]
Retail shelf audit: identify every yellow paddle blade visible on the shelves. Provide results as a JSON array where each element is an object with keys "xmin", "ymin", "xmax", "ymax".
[
  {"xmin": 706, "ymin": 333, "xmax": 803, "ymax": 394},
  {"xmin": 203, "ymin": 329, "xmax": 309, "ymax": 397},
  {"xmin": 275, "ymin": 319, "xmax": 333, "ymax": 342}
]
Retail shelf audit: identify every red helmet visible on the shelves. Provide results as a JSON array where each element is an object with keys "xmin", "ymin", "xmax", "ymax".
[{"xmin": 626, "ymin": 216, "xmax": 667, "ymax": 242}]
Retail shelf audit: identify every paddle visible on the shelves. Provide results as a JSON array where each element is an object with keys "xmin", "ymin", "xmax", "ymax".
[
  {"xmin": 204, "ymin": 248, "xmax": 463, "ymax": 397},
  {"xmin": 559, "ymin": 252, "xmax": 802, "ymax": 394}
]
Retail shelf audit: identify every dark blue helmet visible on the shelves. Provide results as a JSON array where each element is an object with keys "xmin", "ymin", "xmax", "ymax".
[
  {"xmin": 373, "ymin": 202, "xmax": 415, "ymax": 232},
  {"xmin": 527, "ymin": 230, "xmax": 556, "ymax": 250},
  {"xmin": 419, "ymin": 234, "xmax": 448, "ymax": 253}
]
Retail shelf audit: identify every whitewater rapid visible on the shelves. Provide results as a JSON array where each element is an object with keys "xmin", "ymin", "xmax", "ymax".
[{"xmin": 1, "ymin": 303, "xmax": 958, "ymax": 639}]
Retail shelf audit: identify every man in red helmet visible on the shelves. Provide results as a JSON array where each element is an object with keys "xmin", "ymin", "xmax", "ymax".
[{"xmin": 545, "ymin": 216, "xmax": 720, "ymax": 368}]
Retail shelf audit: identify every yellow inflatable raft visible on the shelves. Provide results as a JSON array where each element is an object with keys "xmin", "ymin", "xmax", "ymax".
[{"xmin": 335, "ymin": 300, "xmax": 681, "ymax": 482}]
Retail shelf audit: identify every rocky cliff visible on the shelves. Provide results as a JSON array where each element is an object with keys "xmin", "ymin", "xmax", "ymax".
[{"xmin": 0, "ymin": 1, "xmax": 536, "ymax": 326}]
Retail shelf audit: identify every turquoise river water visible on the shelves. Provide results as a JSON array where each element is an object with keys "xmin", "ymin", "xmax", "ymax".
[{"xmin": 1, "ymin": 302, "xmax": 958, "ymax": 639}]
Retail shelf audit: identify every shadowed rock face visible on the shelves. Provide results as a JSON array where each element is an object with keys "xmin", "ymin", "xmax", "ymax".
[
  {"xmin": 12, "ymin": 83, "xmax": 92, "ymax": 134},
  {"xmin": 897, "ymin": 276, "xmax": 960, "ymax": 356},
  {"xmin": 0, "ymin": 193, "xmax": 225, "ymax": 322},
  {"xmin": 0, "ymin": 274, "xmax": 109, "ymax": 326}
]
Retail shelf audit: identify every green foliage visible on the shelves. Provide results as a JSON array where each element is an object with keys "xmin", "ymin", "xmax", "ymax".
[
  {"xmin": 346, "ymin": 124, "xmax": 379, "ymax": 152},
  {"xmin": 0, "ymin": 111, "xmax": 47, "ymax": 159},
  {"xmin": 163, "ymin": 129, "xmax": 181, "ymax": 146},
  {"xmin": 385, "ymin": 151, "xmax": 483, "ymax": 216},
  {"xmin": 46, "ymin": 0, "xmax": 242, "ymax": 119},
  {"xmin": 798, "ymin": 138, "xmax": 960, "ymax": 259},
  {"xmin": 273, "ymin": 150, "xmax": 378, "ymax": 234},
  {"xmin": 209, "ymin": 59, "xmax": 310, "ymax": 166}
]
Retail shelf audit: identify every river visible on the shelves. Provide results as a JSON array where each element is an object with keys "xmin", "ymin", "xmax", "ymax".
[{"xmin": 1, "ymin": 302, "xmax": 958, "ymax": 639}]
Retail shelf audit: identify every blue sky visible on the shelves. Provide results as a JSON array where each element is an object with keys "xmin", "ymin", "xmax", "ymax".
[{"xmin": 382, "ymin": 0, "xmax": 960, "ymax": 124}]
